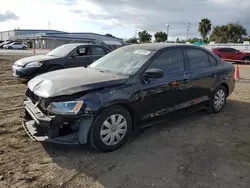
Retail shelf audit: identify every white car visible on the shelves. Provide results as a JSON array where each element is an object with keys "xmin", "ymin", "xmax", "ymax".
[{"xmin": 4, "ymin": 42, "xmax": 27, "ymax": 50}]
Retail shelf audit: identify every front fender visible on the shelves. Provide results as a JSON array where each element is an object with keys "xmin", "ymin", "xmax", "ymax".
[{"xmin": 79, "ymin": 87, "xmax": 131, "ymax": 116}]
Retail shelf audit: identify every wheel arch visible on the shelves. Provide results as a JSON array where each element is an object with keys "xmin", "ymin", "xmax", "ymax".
[
  {"xmin": 94, "ymin": 100, "xmax": 137, "ymax": 130},
  {"xmin": 242, "ymin": 55, "xmax": 250, "ymax": 60},
  {"xmin": 220, "ymin": 82, "xmax": 229, "ymax": 97}
]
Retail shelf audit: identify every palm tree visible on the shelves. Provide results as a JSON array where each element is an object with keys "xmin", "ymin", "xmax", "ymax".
[{"xmin": 198, "ymin": 18, "xmax": 212, "ymax": 42}]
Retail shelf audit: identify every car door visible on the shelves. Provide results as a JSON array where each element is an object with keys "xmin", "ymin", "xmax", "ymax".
[
  {"xmin": 89, "ymin": 46, "xmax": 108, "ymax": 63},
  {"xmin": 66, "ymin": 46, "xmax": 92, "ymax": 68},
  {"xmin": 227, "ymin": 48, "xmax": 241, "ymax": 61},
  {"xmin": 183, "ymin": 47, "xmax": 217, "ymax": 107},
  {"xmin": 12, "ymin": 42, "xmax": 19, "ymax": 49},
  {"xmin": 136, "ymin": 47, "xmax": 191, "ymax": 122}
]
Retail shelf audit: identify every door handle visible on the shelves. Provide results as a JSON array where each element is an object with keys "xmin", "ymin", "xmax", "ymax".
[
  {"xmin": 212, "ymin": 73, "xmax": 217, "ymax": 78},
  {"xmin": 182, "ymin": 79, "xmax": 189, "ymax": 84}
]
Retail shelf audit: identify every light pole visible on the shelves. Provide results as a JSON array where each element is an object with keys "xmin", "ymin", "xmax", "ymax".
[
  {"xmin": 186, "ymin": 22, "xmax": 191, "ymax": 41},
  {"xmin": 166, "ymin": 24, "xmax": 170, "ymax": 42}
]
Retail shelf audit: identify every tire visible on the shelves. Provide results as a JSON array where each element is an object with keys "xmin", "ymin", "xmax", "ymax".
[
  {"xmin": 8, "ymin": 46, "xmax": 12, "ymax": 49},
  {"xmin": 242, "ymin": 56, "xmax": 250, "ymax": 64},
  {"xmin": 207, "ymin": 85, "xmax": 227, "ymax": 114},
  {"xmin": 89, "ymin": 105, "xmax": 132, "ymax": 152},
  {"xmin": 22, "ymin": 46, "xmax": 27, "ymax": 50}
]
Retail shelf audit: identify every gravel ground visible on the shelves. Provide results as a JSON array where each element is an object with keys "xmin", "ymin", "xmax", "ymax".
[{"xmin": 0, "ymin": 55, "xmax": 250, "ymax": 188}]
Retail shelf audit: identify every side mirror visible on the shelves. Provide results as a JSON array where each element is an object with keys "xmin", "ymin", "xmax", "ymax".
[
  {"xmin": 71, "ymin": 53, "xmax": 78, "ymax": 58},
  {"xmin": 143, "ymin": 68, "xmax": 164, "ymax": 79}
]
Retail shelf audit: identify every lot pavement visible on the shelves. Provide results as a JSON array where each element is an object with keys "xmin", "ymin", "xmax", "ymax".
[
  {"xmin": 0, "ymin": 49, "xmax": 49, "ymax": 55},
  {"xmin": 1, "ymin": 55, "xmax": 250, "ymax": 188}
]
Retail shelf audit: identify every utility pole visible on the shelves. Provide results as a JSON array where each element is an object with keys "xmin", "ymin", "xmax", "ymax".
[
  {"xmin": 134, "ymin": 30, "xmax": 138, "ymax": 38},
  {"xmin": 166, "ymin": 24, "xmax": 170, "ymax": 42},
  {"xmin": 186, "ymin": 22, "xmax": 191, "ymax": 41}
]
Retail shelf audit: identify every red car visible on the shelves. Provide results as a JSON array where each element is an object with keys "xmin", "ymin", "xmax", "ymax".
[{"xmin": 212, "ymin": 47, "xmax": 250, "ymax": 63}]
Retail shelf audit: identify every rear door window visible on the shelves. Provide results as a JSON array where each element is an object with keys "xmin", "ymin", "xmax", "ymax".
[
  {"xmin": 186, "ymin": 48, "xmax": 210, "ymax": 69},
  {"xmin": 218, "ymin": 48, "xmax": 228, "ymax": 52},
  {"xmin": 147, "ymin": 48, "xmax": 185, "ymax": 74},
  {"xmin": 91, "ymin": 46, "xmax": 106, "ymax": 56}
]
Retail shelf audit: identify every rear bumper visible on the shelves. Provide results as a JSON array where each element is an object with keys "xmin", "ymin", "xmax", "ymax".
[{"xmin": 23, "ymin": 98, "xmax": 79, "ymax": 144}]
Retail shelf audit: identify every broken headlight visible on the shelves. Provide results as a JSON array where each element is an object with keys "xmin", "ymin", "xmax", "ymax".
[{"xmin": 47, "ymin": 100, "xmax": 84, "ymax": 115}]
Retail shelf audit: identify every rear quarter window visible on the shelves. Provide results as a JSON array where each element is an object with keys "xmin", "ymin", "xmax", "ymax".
[{"xmin": 208, "ymin": 54, "xmax": 217, "ymax": 66}]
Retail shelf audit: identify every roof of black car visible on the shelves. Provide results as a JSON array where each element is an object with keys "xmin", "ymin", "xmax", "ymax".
[
  {"xmin": 63, "ymin": 43, "xmax": 104, "ymax": 47},
  {"xmin": 126, "ymin": 43, "xmax": 194, "ymax": 51}
]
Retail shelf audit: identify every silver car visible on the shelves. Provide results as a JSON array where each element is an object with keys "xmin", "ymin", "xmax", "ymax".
[{"xmin": 4, "ymin": 41, "xmax": 27, "ymax": 50}]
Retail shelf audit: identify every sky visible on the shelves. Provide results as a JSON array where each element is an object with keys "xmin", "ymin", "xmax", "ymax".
[{"xmin": 0, "ymin": 0, "xmax": 249, "ymax": 40}]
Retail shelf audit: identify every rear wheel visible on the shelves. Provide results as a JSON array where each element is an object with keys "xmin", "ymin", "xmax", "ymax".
[
  {"xmin": 207, "ymin": 85, "xmax": 227, "ymax": 113},
  {"xmin": 242, "ymin": 56, "xmax": 250, "ymax": 64},
  {"xmin": 89, "ymin": 106, "xmax": 132, "ymax": 152}
]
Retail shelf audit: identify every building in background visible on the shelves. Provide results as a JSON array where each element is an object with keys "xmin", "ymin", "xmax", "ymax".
[{"xmin": 0, "ymin": 29, "xmax": 125, "ymax": 50}]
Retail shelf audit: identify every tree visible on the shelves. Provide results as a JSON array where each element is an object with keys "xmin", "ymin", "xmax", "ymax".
[
  {"xmin": 188, "ymin": 37, "xmax": 199, "ymax": 43},
  {"xmin": 105, "ymin": 33, "xmax": 114, "ymax": 38},
  {"xmin": 210, "ymin": 23, "xmax": 247, "ymax": 43},
  {"xmin": 198, "ymin": 18, "xmax": 212, "ymax": 41},
  {"xmin": 126, "ymin": 37, "xmax": 138, "ymax": 44},
  {"xmin": 243, "ymin": 36, "xmax": 250, "ymax": 42},
  {"xmin": 188, "ymin": 37, "xmax": 210, "ymax": 44},
  {"xmin": 154, "ymin": 31, "xmax": 168, "ymax": 42},
  {"xmin": 138, "ymin": 30, "xmax": 152, "ymax": 43}
]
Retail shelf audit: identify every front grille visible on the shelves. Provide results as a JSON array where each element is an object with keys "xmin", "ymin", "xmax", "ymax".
[{"xmin": 26, "ymin": 89, "xmax": 49, "ymax": 113}]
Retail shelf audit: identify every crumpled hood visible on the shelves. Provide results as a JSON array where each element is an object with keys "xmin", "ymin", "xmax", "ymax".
[
  {"xmin": 28, "ymin": 67, "xmax": 129, "ymax": 98},
  {"xmin": 14, "ymin": 55, "xmax": 57, "ymax": 66}
]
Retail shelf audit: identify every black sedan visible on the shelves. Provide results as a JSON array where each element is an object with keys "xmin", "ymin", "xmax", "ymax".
[
  {"xmin": 12, "ymin": 43, "xmax": 111, "ymax": 80},
  {"xmin": 23, "ymin": 43, "xmax": 235, "ymax": 152}
]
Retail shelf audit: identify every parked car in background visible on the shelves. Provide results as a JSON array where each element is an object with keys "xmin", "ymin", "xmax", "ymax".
[
  {"xmin": 22, "ymin": 43, "xmax": 235, "ymax": 152},
  {"xmin": 12, "ymin": 43, "xmax": 111, "ymax": 80},
  {"xmin": 0, "ymin": 40, "xmax": 14, "ymax": 49},
  {"xmin": 3, "ymin": 41, "xmax": 27, "ymax": 50},
  {"xmin": 212, "ymin": 47, "xmax": 250, "ymax": 63}
]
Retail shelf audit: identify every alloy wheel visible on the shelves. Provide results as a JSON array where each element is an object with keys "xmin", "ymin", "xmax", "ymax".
[{"xmin": 214, "ymin": 89, "xmax": 225, "ymax": 110}]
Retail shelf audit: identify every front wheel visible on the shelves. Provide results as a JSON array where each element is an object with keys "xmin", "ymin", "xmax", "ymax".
[
  {"xmin": 89, "ymin": 106, "xmax": 132, "ymax": 152},
  {"xmin": 207, "ymin": 85, "xmax": 227, "ymax": 113},
  {"xmin": 8, "ymin": 46, "xmax": 12, "ymax": 49}
]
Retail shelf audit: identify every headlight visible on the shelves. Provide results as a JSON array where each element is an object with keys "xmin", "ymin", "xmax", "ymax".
[
  {"xmin": 47, "ymin": 100, "xmax": 84, "ymax": 115},
  {"xmin": 25, "ymin": 61, "xmax": 42, "ymax": 68}
]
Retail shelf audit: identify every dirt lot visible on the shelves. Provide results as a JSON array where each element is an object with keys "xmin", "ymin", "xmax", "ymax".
[{"xmin": 1, "ymin": 55, "xmax": 250, "ymax": 188}]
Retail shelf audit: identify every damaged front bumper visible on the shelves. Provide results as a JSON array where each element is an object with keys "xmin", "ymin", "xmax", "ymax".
[{"xmin": 23, "ymin": 98, "xmax": 93, "ymax": 145}]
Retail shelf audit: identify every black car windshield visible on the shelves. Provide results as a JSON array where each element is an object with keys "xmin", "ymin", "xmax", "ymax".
[
  {"xmin": 89, "ymin": 46, "xmax": 155, "ymax": 76},
  {"xmin": 46, "ymin": 44, "xmax": 77, "ymax": 57}
]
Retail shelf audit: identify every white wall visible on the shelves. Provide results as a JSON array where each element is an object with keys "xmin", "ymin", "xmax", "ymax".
[{"xmin": 201, "ymin": 44, "xmax": 250, "ymax": 52}]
